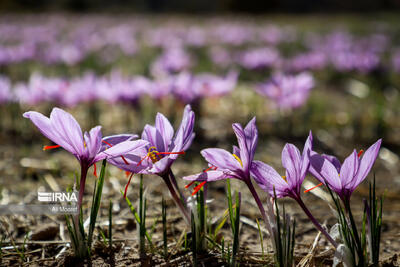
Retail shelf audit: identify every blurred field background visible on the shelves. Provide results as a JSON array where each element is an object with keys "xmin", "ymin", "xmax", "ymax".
[{"xmin": 0, "ymin": 3, "xmax": 400, "ymax": 266}]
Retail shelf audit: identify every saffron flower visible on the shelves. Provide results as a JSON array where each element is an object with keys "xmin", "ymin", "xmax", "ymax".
[
  {"xmin": 250, "ymin": 131, "xmax": 313, "ymax": 199},
  {"xmin": 107, "ymin": 105, "xmax": 195, "ymax": 224},
  {"xmin": 23, "ymin": 107, "xmax": 148, "ymax": 209},
  {"xmin": 250, "ymin": 131, "xmax": 338, "ymax": 248},
  {"xmin": 183, "ymin": 118, "xmax": 274, "ymax": 232},
  {"xmin": 108, "ymin": 104, "xmax": 195, "ymax": 176},
  {"xmin": 309, "ymin": 139, "xmax": 382, "ymax": 204},
  {"xmin": 255, "ymin": 72, "xmax": 314, "ymax": 110},
  {"xmin": 184, "ymin": 117, "xmax": 258, "ymax": 186}
]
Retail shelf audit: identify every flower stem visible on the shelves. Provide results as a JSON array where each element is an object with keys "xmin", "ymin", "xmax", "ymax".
[
  {"xmin": 245, "ymin": 180, "xmax": 275, "ymax": 245},
  {"xmin": 162, "ymin": 174, "xmax": 190, "ymax": 225},
  {"xmin": 169, "ymin": 169, "xmax": 187, "ymax": 206},
  {"xmin": 296, "ymin": 197, "xmax": 338, "ymax": 248},
  {"xmin": 77, "ymin": 165, "xmax": 88, "ymax": 212}
]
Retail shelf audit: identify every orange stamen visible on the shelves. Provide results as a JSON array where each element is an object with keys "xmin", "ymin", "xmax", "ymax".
[
  {"xmin": 304, "ymin": 183, "xmax": 323, "ymax": 193},
  {"xmin": 358, "ymin": 149, "xmax": 364, "ymax": 158},
  {"xmin": 185, "ymin": 180, "xmax": 196, "ymax": 189},
  {"xmin": 123, "ymin": 172, "xmax": 134, "ymax": 198},
  {"xmin": 192, "ymin": 181, "xmax": 207, "ymax": 196},
  {"xmin": 93, "ymin": 163, "xmax": 98, "ymax": 178},
  {"xmin": 43, "ymin": 145, "xmax": 61, "ymax": 150}
]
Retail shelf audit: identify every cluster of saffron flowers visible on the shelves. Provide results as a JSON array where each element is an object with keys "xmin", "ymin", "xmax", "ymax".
[
  {"xmin": 1, "ymin": 16, "xmax": 395, "ymax": 76},
  {"xmin": 24, "ymin": 106, "xmax": 382, "ymax": 264},
  {"xmin": 0, "ymin": 71, "xmax": 237, "ymax": 106}
]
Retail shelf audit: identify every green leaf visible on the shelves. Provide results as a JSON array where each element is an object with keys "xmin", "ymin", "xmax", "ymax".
[{"xmin": 88, "ymin": 159, "xmax": 107, "ymax": 248}]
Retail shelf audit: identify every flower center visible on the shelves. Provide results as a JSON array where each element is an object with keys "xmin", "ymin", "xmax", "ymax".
[{"xmin": 136, "ymin": 146, "xmax": 185, "ymax": 166}]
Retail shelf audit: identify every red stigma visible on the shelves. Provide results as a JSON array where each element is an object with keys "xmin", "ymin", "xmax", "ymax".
[
  {"xmin": 137, "ymin": 155, "xmax": 149, "ymax": 166},
  {"xmin": 304, "ymin": 183, "xmax": 323, "ymax": 193},
  {"xmin": 123, "ymin": 172, "xmax": 134, "ymax": 198},
  {"xmin": 203, "ymin": 165, "xmax": 217, "ymax": 172},
  {"xmin": 156, "ymin": 151, "xmax": 185, "ymax": 155},
  {"xmin": 358, "ymin": 149, "xmax": 364, "ymax": 158},
  {"xmin": 93, "ymin": 163, "xmax": 98, "ymax": 178},
  {"xmin": 192, "ymin": 181, "xmax": 207, "ymax": 196},
  {"xmin": 43, "ymin": 145, "xmax": 61, "ymax": 150},
  {"xmin": 185, "ymin": 180, "xmax": 196, "ymax": 189}
]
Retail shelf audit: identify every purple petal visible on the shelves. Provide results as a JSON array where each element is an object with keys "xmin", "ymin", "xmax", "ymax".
[
  {"xmin": 142, "ymin": 124, "xmax": 165, "ymax": 152},
  {"xmin": 95, "ymin": 139, "xmax": 149, "ymax": 163},
  {"xmin": 282, "ymin": 143, "xmax": 301, "ymax": 187},
  {"xmin": 49, "ymin": 108, "xmax": 85, "ymax": 156},
  {"xmin": 250, "ymin": 160, "xmax": 287, "ymax": 195},
  {"xmin": 23, "ymin": 111, "xmax": 68, "ymax": 150},
  {"xmin": 148, "ymin": 156, "xmax": 172, "ymax": 174},
  {"xmin": 175, "ymin": 104, "xmax": 195, "ymax": 151},
  {"xmin": 101, "ymin": 134, "xmax": 138, "ymax": 151},
  {"xmin": 322, "ymin": 154, "xmax": 341, "ymax": 173},
  {"xmin": 339, "ymin": 150, "xmax": 359, "ymax": 188},
  {"xmin": 309, "ymin": 152, "xmax": 342, "ymax": 192},
  {"xmin": 232, "ymin": 123, "xmax": 250, "ymax": 170},
  {"xmin": 106, "ymin": 149, "xmax": 149, "ymax": 173},
  {"xmin": 351, "ymin": 139, "xmax": 382, "ymax": 189},
  {"xmin": 84, "ymin": 126, "xmax": 102, "ymax": 160},
  {"xmin": 183, "ymin": 170, "xmax": 231, "ymax": 182},
  {"xmin": 155, "ymin": 112, "xmax": 174, "ymax": 151},
  {"xmin": 232, "ymin": 145, "xmax": 241, "ymax": 158},
  {"xmin": 243, "ymin": 117, "xmax": 258, "ymax": 162},
  {"xmin": 201, "ymin": 148, "xmax": 242, "ymax": 170},
  {"xmin": 300, "ymin": 131, "xmax": 313, "ymax": 178}
]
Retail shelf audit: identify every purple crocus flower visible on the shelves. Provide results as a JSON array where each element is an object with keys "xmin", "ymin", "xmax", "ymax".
[
  {"xmin": 183, "ymin": 118, "xmax": 274, "ymax": 230},
  {"xmin": 255, "ymin": 72, "xmax": 314, "ymax": 110},
  {"xmin": 23, "ymin": 107, "xmax": 148, "ymax": 209},
  {"xmin": 250, "ymin": 132, "xmax": 313, "ymax": 199},
  {"xmin": 250, "ymin": 131, "xmax": 338, "ymax": 248},
  {"xmin": 309, "ymin": 139, "xmax": 382, "ymax": 204},
  {"xmin": 107, "ymin": 105, "xmax": 195, "ymax": 224},
  {"xmin": 108, "ymin": 104, "xmax": 195, "ymax": 176},
  {"xmin": 183, "ymin": 117, "xmax": 257, "ymax": 184}
]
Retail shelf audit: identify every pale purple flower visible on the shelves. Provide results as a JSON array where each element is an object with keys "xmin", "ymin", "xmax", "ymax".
[
  {"xmin": 238, "ymin": 47, "xmax": 280, "ymax": 70},
  {"xmin": 172, "ymin": 71, "xmax": 238, "ymax": 104},
  {"xmin": 250, "ymin": 132, "xmax": 313, "ymax": 199},
  {"xmin": 107, "ymin": 104, "xmax": 195, "ymax": 176},
  {"xmin": 0, "ymin": 75, "xmax": 12, "ymax": 103},
  {"xmin": 309, "ymin": 139, "xmax": 382, "ymax": 202},
  {"xmin": 23, "ymin": 107, "xmax": 148, "ymax": 170},
  {"xmin": 150, "ymin": 47, "xmax": 192, "ymax": 77},
  {"xmin": 250, "ymin": 131, "xmax": 338, "ymax": 247},
  {"xmin": 255, "ymin": 72, "xmax": 314, "ymax": 110},
  {"xmin": 183, "ymin": 118, "xmax": 279, "ymax": 239},
  {"xmin": 23, "ymin": 107, "xmax": 148, "ymax": 211},
  {"xmin": 183, "ymin": 117, "xmax": 258, "ymax": 184}
]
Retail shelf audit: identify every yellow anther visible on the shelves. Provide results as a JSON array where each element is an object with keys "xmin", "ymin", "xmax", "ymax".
[
  {"xmin": 147, "ymin": 146, "xmax": 161, "ymax": 163},
  {"xmin": 281, "ymin": 176, "xmax": 287, "ymax": 182},
  {"xmin": 232, "ymin": 154, "xmax": 243, "ymax": 167}
]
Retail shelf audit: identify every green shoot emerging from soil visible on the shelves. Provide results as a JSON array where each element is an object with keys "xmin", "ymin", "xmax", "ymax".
[{"xmin": 65, "ymin": 159, "xmax": 107, "ymax": 259}]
